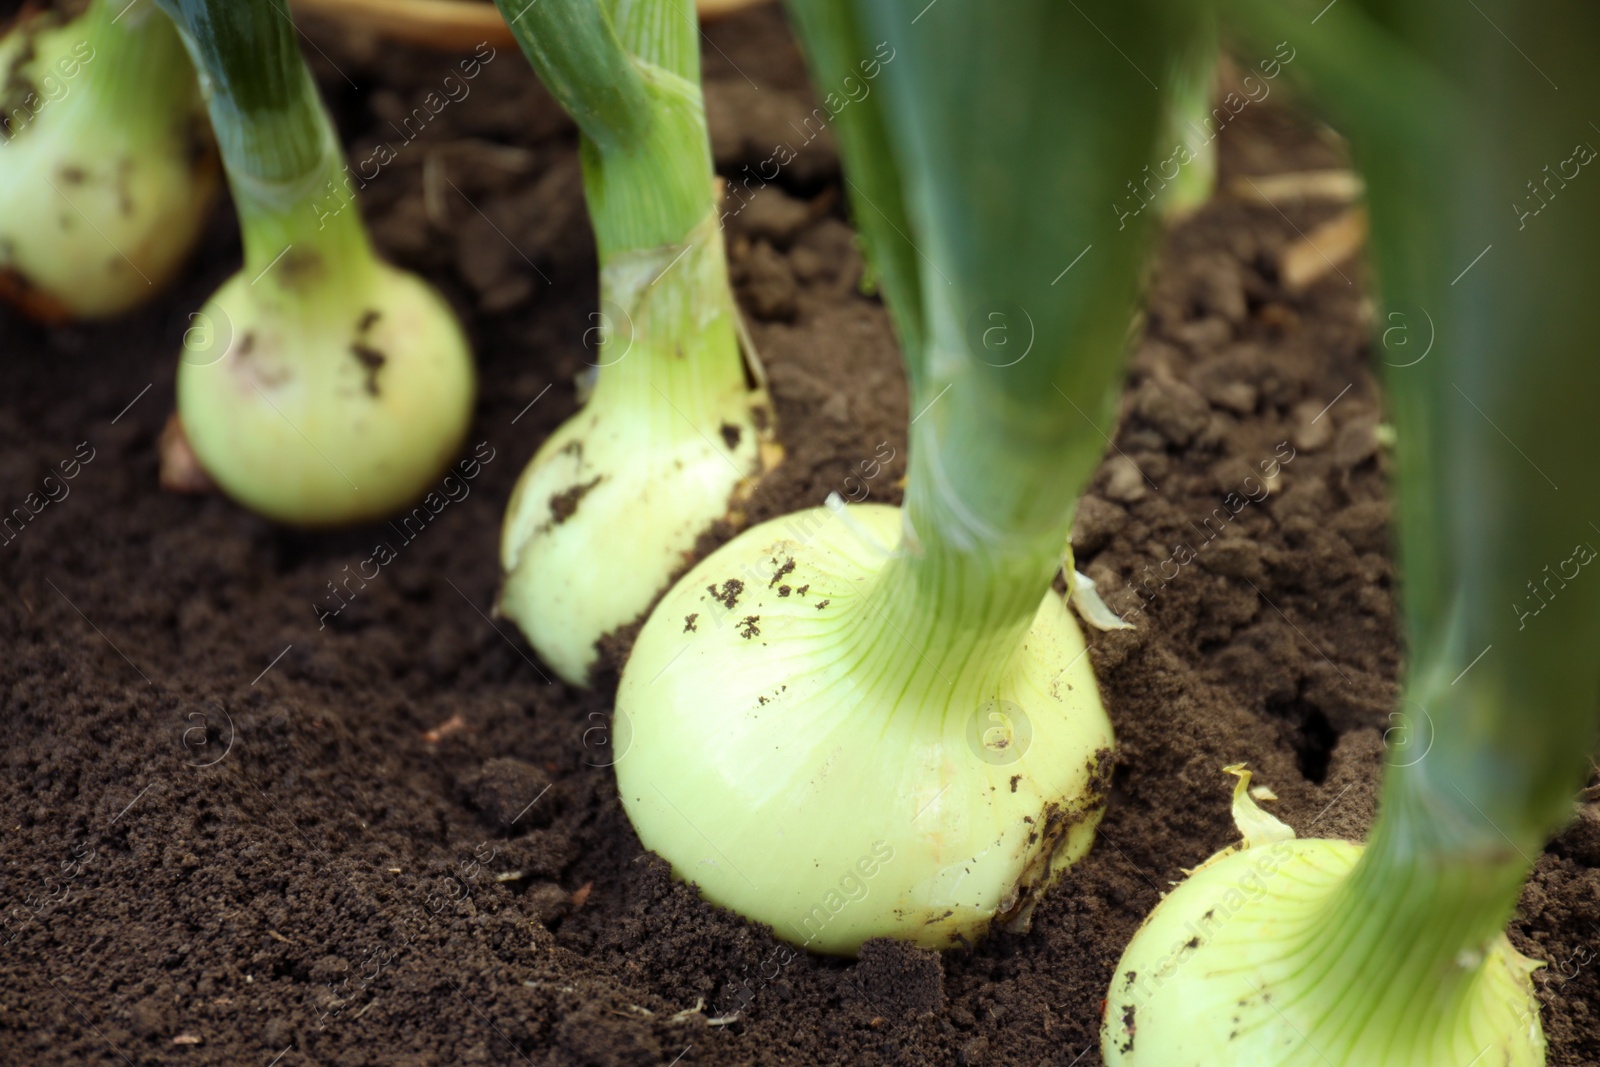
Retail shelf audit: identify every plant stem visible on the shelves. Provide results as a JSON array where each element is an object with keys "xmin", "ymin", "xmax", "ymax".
[
  {"xmin": 578, "ymin": 77, "xmax": 714, "ymax": 261},
  {"xmin": 1248, "ymin": 0, "xmax": 1600, "ymax": 839},
  {"xmin": 156, "ymin": 0, "xmax": 374, "ymax": 286},
  {"xmin": 496, "ymin": 0, "xmax": 712, "ymax": 257},
  {"xmin": 491, "ymin": 0, "xmax": 651, "ymax": 153},
  {"xmin": 496, "ymin": 0, "xmax": 750, "ymax": 431},
  {"xmin": 1231, "ymin": 0, "xmax": 1600, "ymax": 1038},
  {"xmin": 781, "ymin": 0, "xmax": 925, "ymax": 365},
  {"xmin": 788, "ymin": 0, "xmax": 1195, "ymax": 695}
]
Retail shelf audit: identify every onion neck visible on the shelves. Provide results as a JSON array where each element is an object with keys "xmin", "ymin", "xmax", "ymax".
[
  {"xmin": 579, "ymin": 70, "xmax": 714, "ymax": 262},
  {"xmin": 842, "ymin": 523, "xmax": 1057, "ymax": 720},
  {"xmin": 33, "ymin": 0, "xmax": 196, "ymax": 146},
  {"xmin": 838, "ymin": 357, "xmax": 1097, "ymax": 717},
  {"xmin": 577, "ymin": 51, "xmax": 740, "ymax": 418},
  {"xmin": 157, "ymin": 0, "xmax": 378, "ymax": 290},
  {"xmin": 1277, "ymin": 773, "xmax": 1534, "ymax": 1055},
  {"xmin": 587, "ymin": 209, "xmax": 748, "ymax": 426},
  {"xmin": 229, "ymin": 123, "xmax": 377, "ymax": 299}
]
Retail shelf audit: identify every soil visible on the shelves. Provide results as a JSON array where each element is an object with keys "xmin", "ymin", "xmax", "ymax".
[{"xmin": 2, "ymin": 5, "xmax": 1597, "ymax": 1066}]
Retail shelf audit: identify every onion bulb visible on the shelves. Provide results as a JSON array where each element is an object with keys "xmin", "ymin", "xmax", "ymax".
[
  {"xmin": 616, "ymin": 501, "xmax": 1114, "ymax": 955},
  {"xmin": 0, "ymin": 0, "xmax": 216, "ymax": 320},
  {"xmin": 1102, "ymin": 767, "xmax": 1545, "ymax": 1066}
]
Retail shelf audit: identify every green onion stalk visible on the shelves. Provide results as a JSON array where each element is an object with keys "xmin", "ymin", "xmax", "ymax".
[
  {"xmin": 492, "ymin": 0, "xmax": 775, "ymax": 686},
  {"xmin": 0, "ymin": 0, "xmax": 217, "ymax": 320},
  {"xmin": 1103, "ymin": 2, "xmax": 1600, "ymax": 1063},
  {"xmin": 611, "ymin": 0, "xmax": 1196, "ymax": 955},
  {"xmin": 156, "ymin": 0, "xmax": 474, "ymax": 526}
]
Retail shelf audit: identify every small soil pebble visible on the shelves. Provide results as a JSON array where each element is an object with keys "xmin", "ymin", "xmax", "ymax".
[
  {"xmin": 1292, "ymin": 398, "xmax": 1337, "ymax": 451},
  {"xmin": 1134, "ymin": 377, "xmax": 1211, "ymax": 446},
  {"xmin": 524, "ymin": 882, "xmax": 573, "ymax": 927},
  {"xmin": 1071, "ymin": 494, "xmax": 1124, "ymax": 556},
  {"xmin": 736, "ymin": 187, "xmax": 812, "ymax": 247},
  {"xmin": 1103, "ymin": 454, "xmax": 1150, "ymax": 503},
  {"xmin": 470, "ymin": 758, "xmax": 554, "ymax": 828},
  {"xmin": 129, "ymin": 997, "xmax": 173, "ymax": 1039},
  {"xmin": 738, "ymin": 241, "xmax": 800, "ymax": 322}
]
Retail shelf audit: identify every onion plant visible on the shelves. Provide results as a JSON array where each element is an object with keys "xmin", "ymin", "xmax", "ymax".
[
  {"xmin": 492, "ymin": 0, "xmax": 775, "ymax": 686},
  {"xmin": 156, "ymin": 0, "xmax": 475, "ymax": 526},
  {"xmin": 609, "ymin": 0, "xmax": 1196, "ymax": 954},
  {"xmin": 1103, "ymin": 2, "xmax": 1600, "ymax": 1063},
  {"xmin": 0, "ymin": 0, "xmax": 216, "ymax": 320}
]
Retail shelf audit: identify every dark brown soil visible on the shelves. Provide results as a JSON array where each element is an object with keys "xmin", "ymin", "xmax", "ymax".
[{"xmin": 1, "ymin": 6, "xmax": 1596, "ymax": 1066}]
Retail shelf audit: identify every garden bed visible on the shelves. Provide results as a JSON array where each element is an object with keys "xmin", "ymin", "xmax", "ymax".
[{"xmin": 1, "ymin": 6, "xmax": 1595, "ymax": 1064}]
